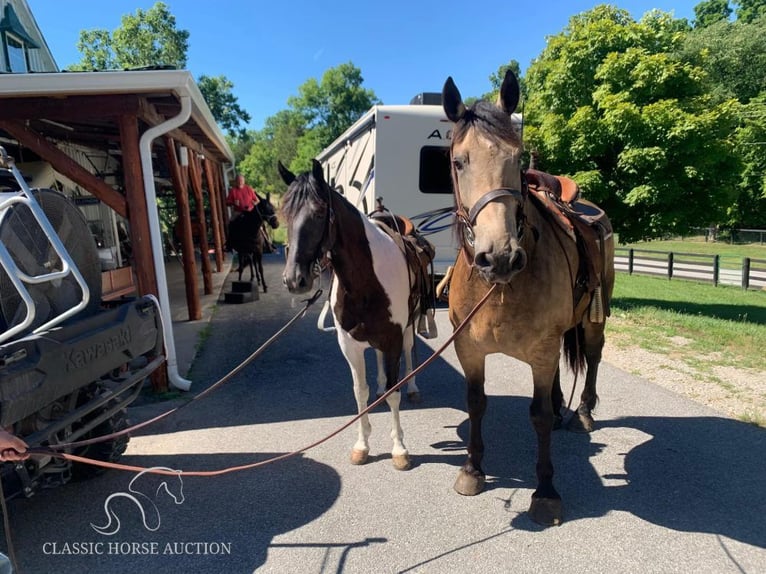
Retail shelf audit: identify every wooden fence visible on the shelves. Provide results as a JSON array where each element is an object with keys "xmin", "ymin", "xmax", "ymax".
[{"xmin": 614, "ymin": 248, "xmax": 766, "ymax": 290}]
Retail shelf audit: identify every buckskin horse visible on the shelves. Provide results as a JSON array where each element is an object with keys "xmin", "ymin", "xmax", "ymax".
[
  {"xmin": 279, "ymin": 159, "xmax": 435, "ymax": 471},
  {"xmin": 442, "ymin": 70, "xmax": 615, "ymax": 525},
  {"xmin": 228, "ymin": 194, "xmax": 279, "ymax": 291}
]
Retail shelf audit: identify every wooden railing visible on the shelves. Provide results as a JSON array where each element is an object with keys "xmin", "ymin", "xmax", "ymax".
[{"xmin": 614, "ymin": 248, "xmax": 766, "ymax": 290}]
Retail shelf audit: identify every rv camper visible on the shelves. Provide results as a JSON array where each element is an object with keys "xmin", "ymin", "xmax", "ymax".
[{"xmin": 316, "ymin": 94, "xmax": 458, "ymax": 275}]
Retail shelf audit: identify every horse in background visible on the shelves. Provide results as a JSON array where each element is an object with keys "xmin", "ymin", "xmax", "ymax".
[
  {"xmin": 442, "ymin": 70, "xmax": 614, "ymax": 525},
  {"xmin": 227, "ymin": 194, "xmax": 279, "ymax": 291},
  {"xmin": 279, "ymin": 159, "xmax": 435, "ymax": 471}
]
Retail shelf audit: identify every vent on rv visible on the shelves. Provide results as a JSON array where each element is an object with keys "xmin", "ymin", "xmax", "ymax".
[{"xmin": 409, "ymin": 93, "xmax": 442, "ymax": 105}]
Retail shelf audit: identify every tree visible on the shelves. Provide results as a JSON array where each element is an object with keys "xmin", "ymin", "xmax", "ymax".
[
  {"xmin": 693, "ymin": 0, "xmax": 732, "ymax": 27},
  {"xmin": 69, "ymin": 2, "xmax": 188, "ymax": 70},
  {"xmin": 681, "ymin": 12, "xmax": 766, "ymax": 227},
  {"xmin": 238, "ymin": 110, "xmax": 306, "ymax": 195},
  {"xmin": 287, "ymin": 62, "xmax": 379, "ymax": 169},
  {"xmin": 197, "ymin": 75, "xmax": 251, "ymax": 138},
  {"xmin": 734, "ymin": 0, "xmax": 766, "ymax": 22},
  {"xmin": 481, "ymin": 60, "xmax": 525, "ymax": 103},
  {"xmin": 525, "ymin": 6, "xmax": 739, "ymax": 242},
  {"xmin": 682, "ymin": 12, "xmax": 766, "ymax": 102},
  {"xmin": 69, "ymin": 3, "xmax": 249, "ymax": 141}
]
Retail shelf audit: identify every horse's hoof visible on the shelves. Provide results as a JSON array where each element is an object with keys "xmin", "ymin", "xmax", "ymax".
[
  {"xmin": 528, "ymin": 496, "xmax": 563, "ymax": 526},
  {"xmin": 407, "ymin": 391, "xmax": 421, "ymax": 404},
  {"xmin": 453, "ymin": 469, "xmax": 485, "ymax": 496},
  {"xmin": 350, "ymin": 449, "xmax": 369, "ymax": 465},
  {"xmin": 392, "ymin": 454, "xmax": 411, "ymax": 471},
  {"xmin": 567, "ymin": 413, "xmax": 594, "ymax": 433}
]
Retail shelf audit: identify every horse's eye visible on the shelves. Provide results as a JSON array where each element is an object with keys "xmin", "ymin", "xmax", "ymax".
[{"xmin": 452, "ymin": 156, "xmax": 466, "ymax": 172}]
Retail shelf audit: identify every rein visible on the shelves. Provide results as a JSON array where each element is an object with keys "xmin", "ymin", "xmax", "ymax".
[
  {"xmin": 32, "ymin": 289, "xmax": 325, "ymax": 453},
  {"xmin": 27, "ymin": 284, "xmax": 498, "ymax": 476}
]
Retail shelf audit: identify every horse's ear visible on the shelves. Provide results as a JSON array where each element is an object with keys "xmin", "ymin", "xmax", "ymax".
[
  {"xmin": 311, "ymin": 158, "xmax": 324, "ymax": 183},
  {"xmin": 277, "ymin": 161, "xmax": 295, "ymax": 185},
  {"xmin": 498, "ymin": 69, "xmax": 520, "ymax": 115},
  {"xmin": 442, "ymin": 76, "xmax": 466, "ymax": 123}
]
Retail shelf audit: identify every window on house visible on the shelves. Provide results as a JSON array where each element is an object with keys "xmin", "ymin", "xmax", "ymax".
[{"xmin": 6, "ymin": 33, "xmax": 27, "ymax": 72}]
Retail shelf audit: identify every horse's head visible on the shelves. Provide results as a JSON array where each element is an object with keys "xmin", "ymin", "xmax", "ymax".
[
  {"xmin": 278, "ymin": 159, "xmax": 333, "ymax": 294},
  {"xmin": 257, "ymin": 193, "xmax": 280, "ymax": 229},
  {"xmin": 443, "ymin": 70, "xmax": 528, "ymax": 284}
]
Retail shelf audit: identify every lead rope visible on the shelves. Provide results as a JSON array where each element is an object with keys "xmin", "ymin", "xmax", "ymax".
[
  {"xmin": 28, "ymin": 284, "xmax": 498, "ymax": 477},
  {"xmin": 39, "ymin": 289, "xmax": 325, "ymax": 453}
]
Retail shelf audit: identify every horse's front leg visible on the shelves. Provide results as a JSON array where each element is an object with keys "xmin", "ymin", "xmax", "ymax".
[
  {"xmin": 338, "ymin": 332, "xmax": 372, "ymax": 465},
  {"xmin": 383, "ymin": 339, "xmax": 410, "ymax": 470},
  {"xmin": 528, "ymin": 352, "xmax": 563, "ymax": 526},
  {"xmin": 569, "ymin": 319, "xmax": 606, "ymax": 433},
  {"xmin": 453, "ymin": 336, "xmax": 487, "ymax": 496}
]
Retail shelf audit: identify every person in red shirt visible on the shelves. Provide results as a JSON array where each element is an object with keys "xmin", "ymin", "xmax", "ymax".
[{"xmin": 226, "ymin": 173, "xmax": 260, "ymax": 213}]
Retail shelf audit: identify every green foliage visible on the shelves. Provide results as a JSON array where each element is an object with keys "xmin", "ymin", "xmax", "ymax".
[
  {"xmin": 238, "ymin": 110, "xmax": 306, "ymax": 196},
  {"xmin": 734, "ymin": 0, "xmax": 766, "ymax": 22},
  {"xmin": 288, "ymin": 62, "xmax": 379, "ymax": 146},
  {"xmin": 525, "ymin": 5, "xmax": 739, "ymax": 242},
  {"xmin": 240, "ymin": 62, "xmax": 378, "ymax": 199},
  {"xmin": 69, "ymin": 3, "xmax": 249, "ymax": 145},
  {"xmin": 482, "ymin": 60, "xmax": 525, "ymax": 103},
  {"xmin": 197, "ymin": 75, "xmax": 251, "ymax": 138},
  {"xmin": 680, "ymin": 12, "xmax": 766, "ymax": 228},
  {"xmin": 731, "ymin": 96, "xmax": 766, "ymax": 226},
  {"xmin": 694, "ymin": 0, "xmax": 732, "ymax": 27},
  {"xmin": 69, "ymin": 2, "xmax": 188, "ymax": 70}
]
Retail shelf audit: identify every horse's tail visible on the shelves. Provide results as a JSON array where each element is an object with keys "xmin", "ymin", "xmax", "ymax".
[{"xmin": 563, "ymin": 323, "xmax": 585, "ymax": 378}]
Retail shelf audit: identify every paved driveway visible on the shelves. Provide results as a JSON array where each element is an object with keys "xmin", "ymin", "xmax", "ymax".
[{"xmin": 7, "ymin": 251, "xmax": 766, "ymax": 573}]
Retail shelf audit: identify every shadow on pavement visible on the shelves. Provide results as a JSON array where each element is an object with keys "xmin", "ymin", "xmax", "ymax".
[{"xmin": 10, "ymin": 451, "xmax": 341, "ymax": 574}]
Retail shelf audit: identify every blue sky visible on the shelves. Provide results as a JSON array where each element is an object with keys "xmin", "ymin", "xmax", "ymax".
[{"xmin": 28, "ymin": 0, "xmax": 699, "ymax": 131}]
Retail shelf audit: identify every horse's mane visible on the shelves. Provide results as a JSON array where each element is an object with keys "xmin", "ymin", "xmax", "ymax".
[
  {"xmin": 451, "ymin": 100, "xmax": 521, "ymax": 148},
  {"xmin": 281, "ymin": 172, "xmax": 327, "ymax": 221}
]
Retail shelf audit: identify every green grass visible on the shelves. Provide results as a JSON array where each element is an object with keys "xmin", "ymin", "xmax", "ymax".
[
  {"xmin": 610, "ymin": 273, "xmax": 766, "ymax": 371},
  {"xmin": 618, "ymin": 237, "xmax": 766, "ymax": 261}
]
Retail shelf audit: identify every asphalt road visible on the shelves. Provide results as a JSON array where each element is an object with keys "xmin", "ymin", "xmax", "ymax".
[{"xmin": 6, "ymin": 252, "xmax": 766, "ymax": 573}]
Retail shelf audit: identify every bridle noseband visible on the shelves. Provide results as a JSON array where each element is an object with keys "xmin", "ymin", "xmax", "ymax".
[{"xmin": 453, "ymin": 170, "xmax": 530, "ymax": 253}]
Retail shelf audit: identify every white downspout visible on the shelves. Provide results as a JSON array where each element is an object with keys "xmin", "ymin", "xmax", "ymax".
[{"xmin": 139, "ymin": 94, "xmax": 193, "ymax": 391}]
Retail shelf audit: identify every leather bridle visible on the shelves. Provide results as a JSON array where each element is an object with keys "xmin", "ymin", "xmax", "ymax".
[{"xmin": 452, "ymin": 162, "xmax": 530, "ymax": 262}]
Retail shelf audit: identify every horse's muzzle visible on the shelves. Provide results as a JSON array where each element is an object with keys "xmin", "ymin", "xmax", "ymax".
[
  {"xmin": 282, "ymin": 266, "xmax": 314, "ymax": 294},
  {"xmin": 474, "ymin": 246, "xmax": 527, "ymax": 284}
]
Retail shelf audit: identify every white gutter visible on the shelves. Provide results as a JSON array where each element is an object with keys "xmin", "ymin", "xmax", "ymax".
[{"xmin": 139, "ymin": 94, "xmax": 193, "ymax": 391}]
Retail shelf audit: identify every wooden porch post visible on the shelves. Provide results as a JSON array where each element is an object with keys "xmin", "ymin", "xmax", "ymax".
[
  {"xmin": 188, "ymin": 153, "xmax": 213, "ymax": 294},
  {"xmin": 203, "ymin": 157, "xmax": 224, "ymax": 272},
  {"xmin": 164, "ymin": 136, "xmax": 201, "ymax": 320},
  {"xmin": 118, "ymin": 114, "xmax": 167, "ymax": 392}
]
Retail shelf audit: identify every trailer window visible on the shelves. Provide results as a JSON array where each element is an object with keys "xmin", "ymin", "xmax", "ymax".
[{"xmin": 419, "ymin": 146, "xmax": 452, "ymax": 194}]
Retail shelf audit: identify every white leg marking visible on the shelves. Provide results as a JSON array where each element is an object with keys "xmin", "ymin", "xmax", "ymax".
[{"xmin": 337, "ymin": 330, "xmax": 371, "ymax": 457}]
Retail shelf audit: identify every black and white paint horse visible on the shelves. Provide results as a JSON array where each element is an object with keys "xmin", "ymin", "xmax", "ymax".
[
  {"xmin": 279, "ymin": 160, "xmax": 430, "ymax": 470},
  {"xmin": 228, "ymin": 194, "xmax": 279, "ymax": 291}
]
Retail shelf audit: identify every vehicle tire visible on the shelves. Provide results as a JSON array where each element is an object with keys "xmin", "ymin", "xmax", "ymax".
[{"xmin": 70, "ymin": 406, "xmax": 129, "ymax": 481}]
